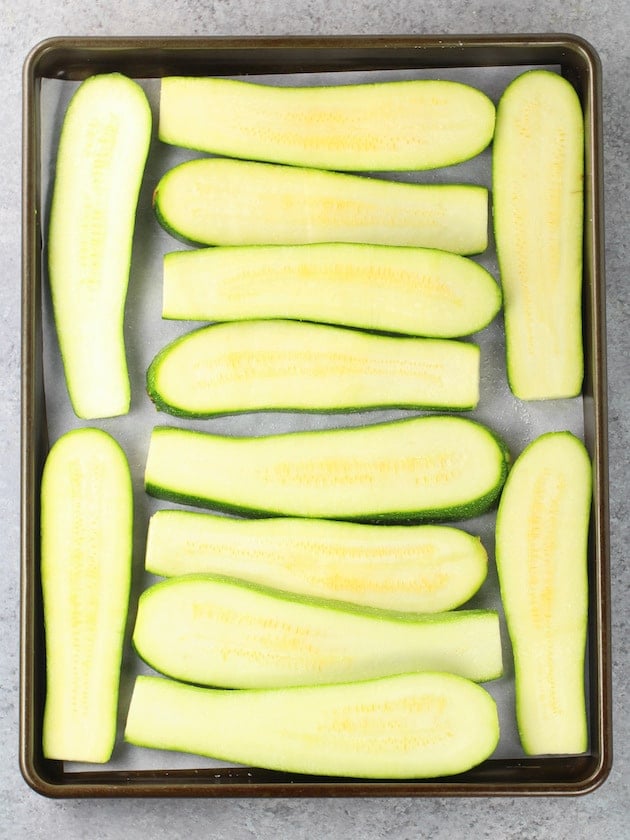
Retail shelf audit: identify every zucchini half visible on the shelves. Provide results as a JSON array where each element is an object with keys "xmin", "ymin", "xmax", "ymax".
[
  {"xmin": 125, "ymin": 673, "xmax": 500, "ymax": 779},
  {"xmin": 146, "ymin": 320, "xmax": 480, "ymax": 417},
  {"xmin": 154, "ymin": 158, "xmax": 488, "ymax": 255},
  {"xmin": 132, "ymin": 574, "xmax": 503, "ymax": 688},
  {"xmin": 159, "ymin": 76, "xmax": 496, "ymax": 171},
  {"xmin": 144, "ymin": 415, "xmax": 510, "ymax": 523}
]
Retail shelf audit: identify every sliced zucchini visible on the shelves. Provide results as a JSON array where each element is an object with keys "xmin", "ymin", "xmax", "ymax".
[
  {"xmin": 47, "ymin": 73, "xmax": 152, "ymax": 419},
  {"xmin": 146, "ymin": 511, "xmax": 487, "ymax": 613},
  {"xmin": 162, "ymin": 243, "xmax": 501, "ymax": 337},
  {"xmin": 133, "ymin": 574, "xmax": 503, "ymax": 687},
  {"xmin": 495, "ymin": 432, "xmax": 591, "ymax": 754},
  {"xmin": 146, "ymin": 320, "xmax": 480, "ymax": 417},
  {"xmin": 159, "ymin": 76, "xmax": 495, "ymax": 171},
  {"xmin": 154, "ymin": 158, "xmax": 488, "ymax": 255},
  {"xmin": 144, "ymin": 416, "xmax": 510, "ymax": 522},
  {"xmin": 125, "ymin": 672, "xmax": 500, "ymax": 778},
  {"xmin": 40, "ymin": 428, "xmax": 133, "ymax": 762},
  {"xmin": 493, "ymin": 70, "xmax": 584, "ymax": 400}
]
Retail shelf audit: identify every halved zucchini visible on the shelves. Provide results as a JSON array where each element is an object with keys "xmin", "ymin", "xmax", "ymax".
[
  {"xmin": 495, "ymin": 432, "xmax": 591, "ymax": 754},
  {"xmin": 162, "ymin": 243, "xmax": 501, "ymax": 337},
  {"xmin": 144, "ymin": 416, "xmax": 510, "ymax": 522},
  {"xmin": 125, "ymin": 672, "xmax": 500, "ymax": 778},
  {"xmin": 154, "ymin": 158, "xmax": 488, "ymax": 255},
  {"xmin": 132, "ymin": 574, "xmax": 503, "ymax": 687},
  {"xmin": 493, "ymin": 70, "xmax": 584, "ymax": 400},
  {"xmin": 146, "ymin": 320, "xmax": 480, "ymax": 416},
  {"xmin": 146, "ymin": 510, "xmax": 488, "ymax": 613},
  {"xmin": 159, "ymin": 76, "xmax": 496, "ymax": 171}
]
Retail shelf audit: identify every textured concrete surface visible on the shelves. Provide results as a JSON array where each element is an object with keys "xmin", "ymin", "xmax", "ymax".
[{"xmin": 3, "ymin": 1, "xmax": 629, "ymax": 838}]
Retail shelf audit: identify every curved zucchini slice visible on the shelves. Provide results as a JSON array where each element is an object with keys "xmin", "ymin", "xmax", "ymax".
[
  {"xmin": 493, "ymin": 70, "xmax": 584, "ymax": 400},
  {"xmin": 48, "ymin": 73, "xmax": 152, "ymax": 419},
  {"xmin": 495, "ymin": 432, "xmax": 591, "ymax": 754},
  {"xmin": 133, "ymin": 574, "xmax": 503, "ymax": 688},
  {"xmin": 159, "ymin": 76, "xmax": 495, "ymax": 171},
  {"xmin": 146, "ymin": 511, "xmax": 488, "ymax": 613},
  {"xmin": 162, "ymin": 243, "xmax": 501, "ymax": 337},
  {"xmin": 40, "ymin": 428, "xmax": 133, "ymax": 763},
  {"xmin": 154, "ymin": 158, "xmax": 488, "ymax": 255},
  {"xmin": 147, "ymin": 320, "xmax": 480, "ymax": 416},
  {"xmin": 125, "ymin": 672, "xmax": 500, "ymax": 779},
  {"xmin": 144, "ymin": 416, "xmax": 510, "ymax": 522}
]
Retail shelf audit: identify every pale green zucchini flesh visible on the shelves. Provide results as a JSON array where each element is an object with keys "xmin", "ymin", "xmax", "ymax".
[
  {"xmin": 40, "ymin": 428, "xmax": 133, "ymax": 763},
  {"xmin": 154, "ymin": 158, "xmax": 488, "ymax": 255},
  {"xmin": 146, "ymin": 320, "xmax": 480, "ymax": 416},
  {"xmin": 125, "ymin": 673, "xmax": 500, "ymax": 778},
  {"xmin": 47, "ymin": 73, "xmax": 152, "ymax": 419},
  {"xmin": 132, "ymin": 574, "xmax": 503, "ymax": 688},
  {"xmin": 495, "ymin": 432, "xmax": 591, "ymax": 755},
  {"xmin": 159, "ymin": 76, "xmax": 496, "ymax": 171},
  {"xmin": 493, "ymin": 70, "xmax": 584, "ymax": 400},
  {"xmin": 146, "ymin": 511, "xmax": 488, "ymax": 613},
  {"xmin": 162, "ymin": 243, "xmax": 501, "ymax": 337},
  {"xmin": 144, "ymin": 416, "xmax": 510, "ymax": 522}
]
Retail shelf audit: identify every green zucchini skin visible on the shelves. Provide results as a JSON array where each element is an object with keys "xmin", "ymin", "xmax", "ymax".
[
  {"xmin": 125, "ymin": 673, "xmax": 500, "ymax": 779},
  {"xmin": 153, "ymin": 157, "xmax": 488, "ymax": 255},
  {"xmin": 132, "ymin": 573, "xmax": 503, "ymax": 688},
  {"xmin": 144, "ymin": 416, "xmax": 510, "ymax": 523},
  {"xmin": 159, "ymin": 76, "xmax": 496, "ymax": 171},
  {"xmin": 495, "ymin": 432, "xmax": 591, "ymax": 755},
  {"xmin": 146, "ymin": 320, "xmax": 480, "ymax": 417},
  {"xmin": 47, "ymin": 73, "xmax": 152, "ymax": 419},
  {"xmin": 162, "ymin": 243, "xmax": 502, "ymax": 338},
  {"xmin": 40, "ymin": 428, "xmax": 133, "ymax": 763}
]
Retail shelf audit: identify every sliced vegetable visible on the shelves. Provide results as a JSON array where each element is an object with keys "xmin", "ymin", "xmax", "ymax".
[
  {"xmin": 144, "ymin": 416, "xmax": 510, "ymax": 522},
  {"xmin": 493, "ymin": 69, "xmax": 584, "ymax": 400},
  {"xmin": 154, "ymin": 158, "xmax": 488, "ymax": 255},
  {"xmin": 47, "ymin": 73, "xmax": 152, "ymax": 419},
  {"xmin": 125, "ymin": 673, "xmax": 500, "ymax": 778},
  {"xmin": 159, "ymin": 76, "xmax": 496, "ymax": 171},
  {"xmin": 146, "ymin": 510, "xmax": 488, "ymax": 613},
  {"xmin": 40, "ymin": 428, "xmax": 133, "ymax": 763},
  {"xmin": 495, "ymin": 432, "xmax": 591, "ymax": 754},
  {"xmin": 147, "ymin": 320, "xmax": 480, "ymax": 417},
  {"xmin": 133, "ymin": 574, "xmax": 503, "ymax": 687}
]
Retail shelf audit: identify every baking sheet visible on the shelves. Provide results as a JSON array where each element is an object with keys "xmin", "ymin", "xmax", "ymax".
[{"xmin": 39, "ymin": 64, "xmax": 585, "ymax": 774}]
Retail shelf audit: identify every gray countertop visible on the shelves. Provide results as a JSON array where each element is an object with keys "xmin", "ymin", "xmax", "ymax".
[{"xmin": 3, "ymin": 2, "xmax": 629, "ymax": 838}]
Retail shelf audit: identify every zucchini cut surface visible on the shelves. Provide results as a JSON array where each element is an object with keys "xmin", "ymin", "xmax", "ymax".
[
  {"xmin": 125, "ymin": 673, "xmax": 500, "ymax": 779},
  {"xmin": 159, "ymin": 76, "xmax": 496, "ymax": 171},
  {"xmin": 146, "ymin": 511, "xmax": 488, "ymax": 613},
  {"xmin": 47, "ymin": 73, "xmax": 152, "ymax": 419},
  {"xmin": 154, "ymin": 158, "xmax": 488, "ymax": 255},
  {"xmin": 132, "ymin": 574, "xmax": 503, "ymax": 687},
  {"xmin": 147, "ymin": 320, "xmax": 480, "ymax": 416},
  {"xmin": 493, "ymin": 70, "xmax": 584, "ymax": 400},
  {"xmin": 162, "ymin": 243, "xmax": 501, "ymax": 337},
  {"xmin": 40, "ymin": 428, "xmax": 133, "ymax": 762},
  {"xmin": 144, "ymin": 416, "xmax": 510, "ymax": 522},
  {"xmin": 495, "ymin": 432, "xmax": 591, "ymax": 755}
]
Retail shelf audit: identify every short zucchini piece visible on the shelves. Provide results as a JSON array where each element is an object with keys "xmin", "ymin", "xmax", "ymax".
[
  {"xmin": 159, "ymin": 76, "xmax": 496, "ymax": 171},
  {"xmin": 48, "ymin": 73, "xmax": 152, "ymax": 419},
  {"xmin": 146, "ymin": 320, "xmax": 480, "ymax": 416},
  {"xmin": 162, "ymin": 243, "xmax": 501, "ymax": 337},
  {"xmin": 125, "ymin": 672, "xmax": 500, "ymax": 778},
  {"xmin": 144, "ymin": 416, "xmax": 510, "ymax": 522},
  {"xmin": 154, "ymin": 158, "xmax": 488, "ymax": 255},
  {"xmin": 146, "ymin": 511, "xmax": 488, "ymax": 613},
  {"xmin": 493, "ymin": 70, "xmax": 584, "ymax": 400},
  {"xmin": 495, "ymin": 432, "xmax": 591, "ymax": 754},
  {"xmin": 40, "ymin": 428, "xmax": 133, "ymax": 763},
  {"xmin": 132, "ymin": 574, "xmax": 503, "ymax": 687}
]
